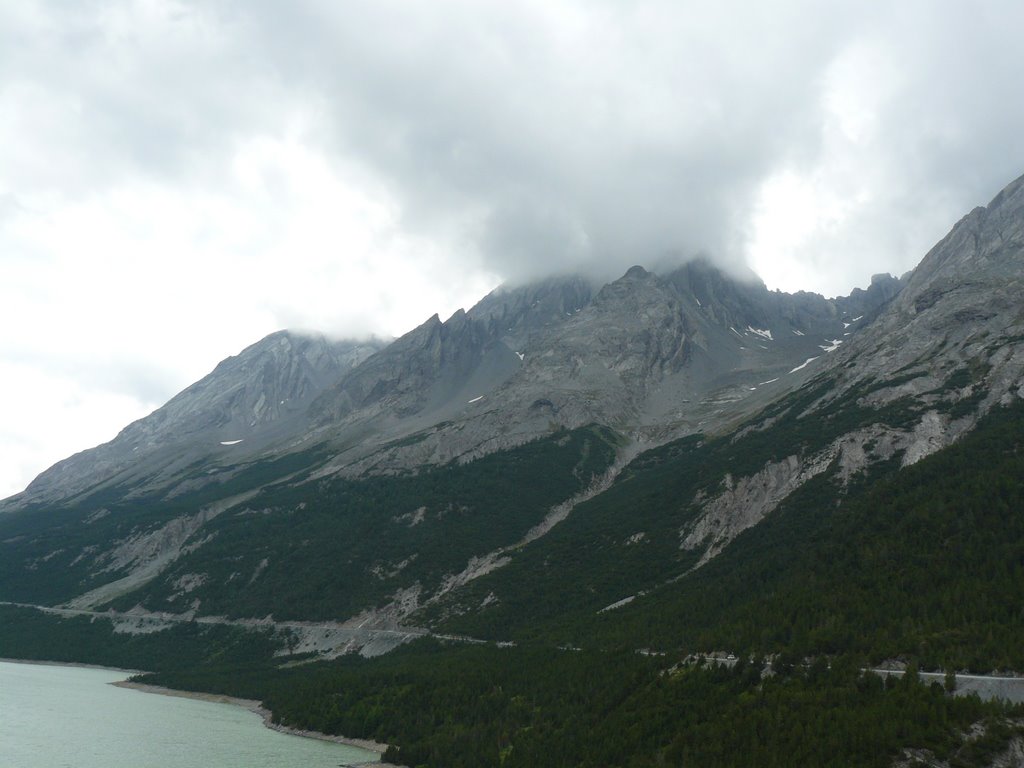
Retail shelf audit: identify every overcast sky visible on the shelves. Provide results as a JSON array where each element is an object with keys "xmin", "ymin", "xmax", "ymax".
[{"xmin": 3, "ymin": 0, "xmax": 1024, "ymax": 499}]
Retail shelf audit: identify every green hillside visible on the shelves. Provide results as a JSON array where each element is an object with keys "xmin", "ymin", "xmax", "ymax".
[{"xmin": 4, "ymin": 394, "xmax": 1024, "ymax": 765}]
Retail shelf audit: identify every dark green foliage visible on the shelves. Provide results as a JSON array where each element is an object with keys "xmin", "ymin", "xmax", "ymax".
[
  {"xmin": 429, "ymin": 374, "xmax": 930, "ymax": 640},
  {"xmin": 0, "ymin": 447, "xmax": 331, "ymax": 605},
  {"xmin": 0, "ymin": 604, "xmax": 281, "ymax": 672},
  {"xmin": 0, "ymin": 426, "xmax": 618, "ymax": 620},
  {"xmin": 143, "ymin": 640, "xmax": 1023, "ymax": 768},
  {"xmin": 587, "ymin": 397, "xmax": 1024, "ymax": 670},
  {"xmin": 111, "ymin": 425, "xmax": 619, "ymax": 620}
]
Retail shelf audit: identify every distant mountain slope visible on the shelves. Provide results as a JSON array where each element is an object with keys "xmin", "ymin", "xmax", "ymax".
[
  {"xmin": 418, "ymin": 172, "xmax": 1024, "ymax": 646},
  {"xmin": 826, "ymin": 171, "xmax": 1024, "ymax": 413},
  {"xmin": 2, "ymin": 332, "xmax": 383, "ymax": 509}
]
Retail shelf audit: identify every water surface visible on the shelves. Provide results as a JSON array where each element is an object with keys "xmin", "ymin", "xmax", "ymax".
[{"xmin": 0, "ymin": 660, "xmax": 379, "ymax": 768}]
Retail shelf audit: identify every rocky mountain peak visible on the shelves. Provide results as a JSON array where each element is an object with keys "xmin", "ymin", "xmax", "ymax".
[
  {"xmin": 467, "ymin": 275, "xmax": 594, "ymax": 349},
  {"xmin": 622, "ymin": 264, "xmax": 651, "ymax": 280},
  {"xmin": 594, "ymin": 263, "xmax": 672, "ymax": 308}
]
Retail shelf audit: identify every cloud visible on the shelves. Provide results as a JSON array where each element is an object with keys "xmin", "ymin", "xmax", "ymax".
[
  {"xmin": 233, "ymin": 0, "xmax": 851, "ymax": 283},
  {"xmin": 746, "ymin": 3, "xmax": 1024, "ymax": 293},
  {"xmin": 6, "ymin": 2, "xmax": 1024, "ymax": 294},
  {"xmin": 165, "ymin": 0, "xmax": 1020, "ymax": 293}
]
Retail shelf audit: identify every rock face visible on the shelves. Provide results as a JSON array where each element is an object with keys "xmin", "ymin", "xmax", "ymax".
[
  {"xmin": 308, "ymin": 276, "xmax": 594, "ymax": 425},
  {"xmin": 466, "ymin": 274, "xmax": 595, "ymax": 350},
  {"xmin": 680, "ymin": 453, "xmax": 834, "ymax": 566},
  {"xmin": 298, "ymin": 259, "xmax": 902, "ymax": 477}
]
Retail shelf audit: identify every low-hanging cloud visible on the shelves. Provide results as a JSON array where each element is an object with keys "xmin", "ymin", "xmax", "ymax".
[
  {"xmin": 236, "ymin": 0, "xmax": 847, "ymax": 284},
  {"xmin": 228, "ymin": 0, "xmax": 1024, "ymax": 290},
  {"xmin": 6, "ymin": 1, "xmax": 1024, "ymax": 293}
]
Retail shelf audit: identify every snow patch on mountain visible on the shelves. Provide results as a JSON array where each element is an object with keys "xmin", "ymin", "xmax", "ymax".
[{"xmin": 789, "ymin": 357, "xmax": 819, "ymax": 373}]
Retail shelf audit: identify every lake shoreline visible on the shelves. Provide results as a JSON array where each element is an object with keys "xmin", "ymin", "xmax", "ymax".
[
  {"xmin": 0, "ymin": 656, "xmax": 143, "ymax": 675},
  {"xmin": 0, "ymin": 657, "xmax": 387, "ymax": 756},
  {"xmin": 113, "ymin": 680, "xmax": 392, "ymax": 763},
  {"xmin": 1, "ymin": 657, "xmax": 399, "ymax": 765},
  {"xmin": 2, "ymin": 658, "xmax": 395, "ymax": 767}
]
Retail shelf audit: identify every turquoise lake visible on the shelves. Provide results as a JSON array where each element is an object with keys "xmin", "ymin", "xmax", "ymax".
[{"xmin": 0, "ymin": 660, "xmax": 379, "ymax": 767}]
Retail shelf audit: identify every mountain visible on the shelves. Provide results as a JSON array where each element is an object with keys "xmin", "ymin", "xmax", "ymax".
[
  {"xmin": 294, "ymin": 260, "xmax": 904, "ymax": 479},
  {"xmin": 2, "ymin": 174, "xmax": 1024, "ymax": 767},
  {"xmin": 4, "ymin": 168, "xmax": 1021, "ymax": 629},
  {"xmin": 0, "ymin": 253, "xmax": 906, "ymax": 629},
  {"xmin": 2, "ymin": 258, "xmax": 901, "ymax": 512},
  {"xmin": 2, "ymin": 332, "xmax": 383, "ymax": 510}
]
